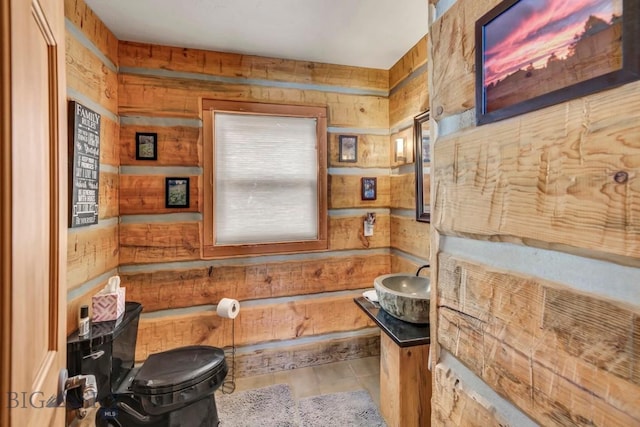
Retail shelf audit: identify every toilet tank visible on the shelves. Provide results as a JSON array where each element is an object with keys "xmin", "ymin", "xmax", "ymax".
[{"xmin": 67, "ymin": 302, "xmax": 143, "ymax": 406}]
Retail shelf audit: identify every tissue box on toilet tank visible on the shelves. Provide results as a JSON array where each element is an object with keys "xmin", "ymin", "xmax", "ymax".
[{"xmin": 92, "ymin": 284, "xmax": 126, "ymax": 322}]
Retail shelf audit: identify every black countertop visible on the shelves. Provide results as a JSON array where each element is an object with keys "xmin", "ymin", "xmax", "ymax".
[{"xmin": 354, "ymin": 297, "xmax": 430, "ymax": 348}]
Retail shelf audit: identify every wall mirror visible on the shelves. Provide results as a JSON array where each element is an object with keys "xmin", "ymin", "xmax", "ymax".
[{"xmin": 414, "ymin": 110, "xmax": 430, "ymax": 222}]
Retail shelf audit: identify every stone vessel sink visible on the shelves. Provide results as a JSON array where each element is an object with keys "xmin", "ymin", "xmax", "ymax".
[{"xmin": 373, "ymin": 273, "xmax": 430, "ymax": 324}]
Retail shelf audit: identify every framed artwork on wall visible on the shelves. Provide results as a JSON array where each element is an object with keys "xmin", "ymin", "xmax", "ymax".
[
  {"xmin": 476, "ymin": 0, "xmax": 640, "ymax": 125},
  {"xmin": 165, "ymin": 177, "xmax": 190, "ymax": 208},
  {"xmin": 338, "ymin": 135, "xmax": 358, "ymax": 162},
  {"xmin": 68, "ymin": 101, "xmax": 101, "ymax": 228},
  {"xmin": 361, "ymin": 177, "xmax": 377, "ymax": 201},
  {"xmin": 135, "ymin": 132, "xmax": 158, "ymax": 160}
]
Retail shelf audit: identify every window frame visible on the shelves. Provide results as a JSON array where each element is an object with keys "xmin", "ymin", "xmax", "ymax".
[{"xmin": 202, "ymin": 99, "xmax": 328, "ymax": 258}]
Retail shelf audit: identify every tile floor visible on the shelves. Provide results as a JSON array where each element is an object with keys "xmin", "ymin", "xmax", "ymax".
[
  {"xmin": 225, "ymin": 356, "xmax": 381, "ymax": 410},
  {"xmin": 71, "ymin": 357, "xmax": 381, "ymax": 426}
]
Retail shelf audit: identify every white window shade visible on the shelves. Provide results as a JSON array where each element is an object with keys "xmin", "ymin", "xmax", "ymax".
[{"xmin": 214, "ymin": 113, "xmax": 319, "ymax": 245}]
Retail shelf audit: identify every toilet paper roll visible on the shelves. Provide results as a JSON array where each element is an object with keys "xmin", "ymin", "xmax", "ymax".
[{"xmin": 216, "ymin": 298, "xmax": 240, "ymax": 319}]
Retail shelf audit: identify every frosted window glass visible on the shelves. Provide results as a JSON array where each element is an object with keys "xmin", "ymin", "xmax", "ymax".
[{"xmin": 214, "ymin": 113, "xmax": 318, "ymax": 245}]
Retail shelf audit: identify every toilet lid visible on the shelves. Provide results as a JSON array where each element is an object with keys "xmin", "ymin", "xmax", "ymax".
[{"xmin": 131, "ymin": 345, "xmax": 226, "ymax": 395}]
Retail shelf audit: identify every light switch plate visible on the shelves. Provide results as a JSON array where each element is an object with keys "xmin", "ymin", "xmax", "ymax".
[{"xmin": 364, "ymin": 221, "xmax": 374, "ymax": 237}]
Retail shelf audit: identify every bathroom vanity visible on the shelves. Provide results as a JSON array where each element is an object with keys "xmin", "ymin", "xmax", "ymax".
[{"xmin": 354, "ymin": 297, "xmax": 431, "ymax": 427}]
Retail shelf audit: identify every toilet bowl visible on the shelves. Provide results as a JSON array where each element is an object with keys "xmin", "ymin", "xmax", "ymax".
[{"xmin": 67, "ymin": 302, "xmax": 228, "ymax": 427}]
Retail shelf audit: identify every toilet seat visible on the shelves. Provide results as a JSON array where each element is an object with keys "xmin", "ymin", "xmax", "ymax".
[{"xmin": 132, "ymin": 346, "xmax": 226, "ymax": 396}]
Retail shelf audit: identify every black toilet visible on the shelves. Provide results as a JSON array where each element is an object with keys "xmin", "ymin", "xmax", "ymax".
[{"xmin": 67, "ymin": 301, "xmax": 228, "ymax": 427}]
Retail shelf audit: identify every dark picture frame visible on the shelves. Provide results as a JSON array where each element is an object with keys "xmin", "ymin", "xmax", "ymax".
[
  {"xmin": 361, "ymin": 177, "xmax": 377, "ymax": 201},
  {"xmin": 338, "ymin": 135, "xmax": 358, "ymax": 162},
  {"xmin": 476, "ymin": 0, "xmax": 639, "ymax": 125},
  {"xmin": 165, "ymin": 177, "xmax": 190, "ymax": 208},
  {"xmin": 414, "ymin": 111, "xmax": 430, "ymax": 223},
  {"xmin": 135, "ymin": 132, "xmax": 158, "ymax": 160}
]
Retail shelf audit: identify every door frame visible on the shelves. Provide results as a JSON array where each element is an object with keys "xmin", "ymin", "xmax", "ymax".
[{"xmin": 1, "ymin": 0, "xmax": 12, "ymax": 424}]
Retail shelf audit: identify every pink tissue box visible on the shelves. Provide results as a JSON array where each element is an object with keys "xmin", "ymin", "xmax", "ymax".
[{"xmin": 92, "ymin": 287, "xmax": 126, "ymax": 322}]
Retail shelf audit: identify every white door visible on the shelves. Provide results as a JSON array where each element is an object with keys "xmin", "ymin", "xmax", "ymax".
[{"xmin": 1, "ymin": 0, "xmax": 67, "ymax": 425}]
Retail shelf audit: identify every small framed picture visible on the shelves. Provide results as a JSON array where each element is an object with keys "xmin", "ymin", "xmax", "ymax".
[
  {"xmin": 165, "ymin": 177, "xmax": 190, "ymax": 208},
  {"xmin": 361, "ymin": 177, "xmax": 377, "ymax": 201},
  {"xmin": 136, "ymin": 132, "xmax": 157, "ymax": 160},
  {"xmin": 338, "ymin": 135, "xmax": 357, "ymax": 163}
]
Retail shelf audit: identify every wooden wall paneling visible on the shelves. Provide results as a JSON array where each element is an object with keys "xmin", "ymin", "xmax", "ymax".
[
  {"xmin": 120, "ymin": 125, "xmax": 201, "ymax": 166},
  {"xmin": 329, "ymin": 175, "xmax": 390, "ymax": 209},
  {"xmin": 100, "ymin": 117, "xmax": 120, "ymax": 166},
  {"xmin": 118, "ymin": 41, "xmax": 389, "ymax": 92},
  {"xmin": 118, "ymin": 73, "xmax": 389, "ymax": 129},
  {"xmin": 389, "ymin": 36, "xmax": 428, "ymax": 91},
  {"xmin": 67, "ymin": 224, "xmax": 119, "ymax": 290},
  {"xmin": 389, "ymin": 71, "xmax": 428, "ymax": 128},
  {"xmin": 539, "ymin": 287, "xmax": 634, "ymax": 381},
  {"xmin": 235, "ymin": 295, "xmax": 372, "ymax": 342},
  {"xmin": 119, "ymin": 222, "xmax": 200, "ymax": 265},
  {"xmin": 235, "ymin": 333, "xmax": 381, "ymax": 377},
  {"xmin": 329, "ymin": 215, "xmax": 390, "ymax": 250},
  {"xmin": 432, "ymin": 364, "xmax": 510, "ymax": 427},
  {"xmin": 533, "ymin": 291, "xmax": 640, "ymax": 421},
  {"xmin": 390, "ymin": 126, "xmax": 414, "ymax": 169},
  {"xmin": 65, "ymin": 31, "xmax": 118, "ymax": 114},
  {"xmin": 135, "ymin": 311, "xmax": 229, "ymax": 361},
  {"xmin": 531, "ymin": 339, "xmax": 640, "ymax": 424},
  {"xmin": 135, "ymin": 294, "xmax": 376, "ymax": 360},
  {"xmin": 437, "ymin": 255, "xmax": 640, "ymax": 425},
  {"xmin": 390, "ymin": 254, "xmax": 425, "ymax": 274},
  {"xmin": 98, "ymin": 171, "xmax": 118, "ymax": 219},
  {"xmin": 119, "ymin": 175, "xmax": 200, "ymax": 214},
  {"xmin": 64, "ymin": 0, "xmax": 119, "ymax": 65},
  {"xmin": 492, "ymin": 322, "xmax": 639, "ymax": 427},
  {"xmin": 433, "ymin": 81, "xmax": 640, "ymax": 264},
  {"xmin": 530, "ymin": 352, "xmax": 640, "ymax": 427},
  {"xmin": 438, "ymin": 254, "xmax": 543, "ymax": 351},
  {"xmin": 328, "ymin": 133, "xmax": 390, "ymax": 168},
  {"xmin": 390, "ymin": 215, "xmax": 429, "ymax": 258},
  {"xmin": 124, "ymin": 265, "xmax": 243, "ymax": 312},
  {"xmin": 437, "ymin": 307, "xmax": 486, "ymax": 375},
  {"xmin": 122, "ymin": 254, "xmax": 390, "ymax": 312},
  {"xmin": 429, "ymin": 0, "xmax": 501, "ymax": 120},
  {"xmin": 390, "ymin": 174, "xmax": 415, "ymax": 210}
]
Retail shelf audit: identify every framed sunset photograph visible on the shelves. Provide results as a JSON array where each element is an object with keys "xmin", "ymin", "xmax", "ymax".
[{"xmin": 476, "ymin": 0, "xmax": 640, "ymax": 125}]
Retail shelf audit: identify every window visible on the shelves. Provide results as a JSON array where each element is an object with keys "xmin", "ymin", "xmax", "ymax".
[{"xmin": 202, "ymin": 100, "xmax": 328, "ymax": 257}]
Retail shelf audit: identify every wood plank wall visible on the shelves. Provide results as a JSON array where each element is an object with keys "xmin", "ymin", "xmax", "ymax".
[
  {"xmin": 117, "ymin": 41, "xmax": 393, "ymax": 366},
  {"xmin": 430, "ymin": 0, "xmax": 640, "ymax": 425},
  {"xmin": 64, "ymin": 0, "xmax": 119, "ymax": 335},
  {"xmin": 388, "ymin": 37, "xmax": 431, "ymax": 274}
]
